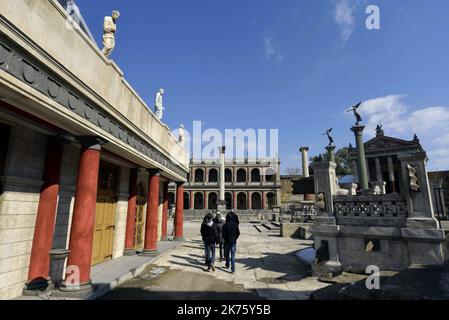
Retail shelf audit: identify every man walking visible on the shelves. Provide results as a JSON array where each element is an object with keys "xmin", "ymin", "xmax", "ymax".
[
  {"xmin": 222, "ymin": 211, "xmax": 240, "ymax": 274},
  {"xmin": 214, "ymin": 213, "xmax": 226, "ymax": 262},
  {"xmin": 200, "ymin": 213, "xmax": 218, "ymax": 272}
]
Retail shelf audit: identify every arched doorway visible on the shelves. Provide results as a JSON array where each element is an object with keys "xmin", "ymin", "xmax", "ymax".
[
  {"xmin": 183, "ymin": 192, "xmax": 190, "ymax": 210},
  {"xmin": 225, "ymin": 192, "xmax": 233, "ymax": 210},
  {"xmin": 208, "ymin": 192, "xmax": 218, "ymax": 210},
  {"xmin": 237, "ymin": 168, "xmax": 247, "ymax": 182},
  {"xmin": 251, "ymin": 168, "xmax": 261, "ymax": 182},
  {"xmin": 225, "ymin": 168, "xmax": 233, "ymax": 182},
  {"xmin": 266, "ymin": 192, "xmax": 276, "ymax": 209},
  {"xmin": 251, "ymin": 192, "xmax": 262, "ymax": 210},
  {"xmin": 237, "ymin": 192, "xmax": 247, "ymax": 210},
  {"xmin": 194, "ymin": 192, "xmax": 204, "ymax": 209},
  {"xmin": 194, "ymin": 168, "xmax": 204, "ymax": 182}
]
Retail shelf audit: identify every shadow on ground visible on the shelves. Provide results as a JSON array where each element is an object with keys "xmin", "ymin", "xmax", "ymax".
[{"xmin": 311, "ymin": 264, "xmax": 449, "ymax": 300}]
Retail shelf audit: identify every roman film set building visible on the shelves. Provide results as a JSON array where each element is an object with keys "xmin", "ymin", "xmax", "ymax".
[
  {"xmin": 0, "ymin": 0, "xmax": 189, "ymax": 299},
  {"xmin": 169, "ymin": 157, "xmax": 282, "ymax": 219}
]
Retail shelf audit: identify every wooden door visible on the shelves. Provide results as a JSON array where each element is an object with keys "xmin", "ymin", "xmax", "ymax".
[
  {"xmin": 92, "ymin": 192, "xmax": 116, "ymax": 265},
  {"xmin": 91, "ymin": 161, "xmax": 119, "ymax": 266}
]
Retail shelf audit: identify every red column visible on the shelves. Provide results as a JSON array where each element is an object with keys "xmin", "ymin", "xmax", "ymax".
[
  {"xmin": 141, "ymin": 170, "xmax": 160, "ymax": 256},
  {"xmin": 62, "ymin": 138, "xmax": 103, "ymax": 291},
  {"xmin": 26, "ymin": 137, "xmax": 64, "ymax": 289},
  {"xmin": 123, "ymin": 169, "xmax": 138, "ymax": 255},
  {"xmin": 204, "ymin": 191, "xmax": 208, "ymax": 210},
  {"xmin": 174, "ymin": 182, "xmax": 185, "ymax": 241},
  {"xmin": 161, "ymin": 181, "xmax": 169, "ymax": 241}
]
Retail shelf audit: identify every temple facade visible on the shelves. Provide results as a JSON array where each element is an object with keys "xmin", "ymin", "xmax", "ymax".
[{"xmin": 0, "ymin": 0, "xmax": 189, "ymax": 299}]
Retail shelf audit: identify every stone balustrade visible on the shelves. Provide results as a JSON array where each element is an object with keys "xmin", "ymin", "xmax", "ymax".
[{"xmin": 333, "ymin": 194, "xmax": 408, "ymax": 218}]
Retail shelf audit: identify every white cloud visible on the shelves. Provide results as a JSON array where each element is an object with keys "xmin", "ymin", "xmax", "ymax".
[
  {"xmin": 263, "ymin": 35, "xmax": 283, "ymax": 63},
  {"xmin": 333, "ymin": 0, "xmax": 358, "ymax": 42},
  {"xmin": 351, "ymin": 94, "xmax": 449, "ymax": 171}
]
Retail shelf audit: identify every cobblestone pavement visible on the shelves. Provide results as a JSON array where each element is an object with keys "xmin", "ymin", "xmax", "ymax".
[{"xmin": 102, "ymin": 221, "xmax": 329, "ymax": 300}]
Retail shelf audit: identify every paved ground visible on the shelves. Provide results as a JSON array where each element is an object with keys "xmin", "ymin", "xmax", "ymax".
[{"xmin": 101, "ymin": 221, "xmax": 329, "ymax": 300}]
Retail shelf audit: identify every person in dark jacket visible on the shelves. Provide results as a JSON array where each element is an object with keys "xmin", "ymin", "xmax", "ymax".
[
  {"xmin": 214, "ymin": 213, "xmax": 226, "ymax": 262},
  {"xmin": 200, "ymin": 213, "xmax": 218, "ymax": 271},
  {"xmin": 222, "ymin": 211, "xmax": 240, "ymax": 273}
]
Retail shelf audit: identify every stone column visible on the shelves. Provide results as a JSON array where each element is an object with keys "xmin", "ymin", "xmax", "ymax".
[
  {"xmin": 309, "ymin": 161, "xmax": 342, "ymax": 277},
  {"xmin": 217, "ymin": 146, "xmax": 226, "ymax": 212},
  {"xmin": 233, "ymin": 191, "xmax": 237, "ymax": 210},
  {"xmin": 140, "ymin": 169, "xmax": 160, "ymax": 256},
  {"xmin": 123, "ymin": 168, "xmax": 138, "ymax": 255},
  {"xmin": 248, "ymin": 191, "xmax": 252, "ymax": 210},
  {"xmin": 190, "ymin": 191, "xmax": 194, "ymax": 209},
  {"xmin": 174, "ymin": 182, "xmax": 185, "ymax": 241},
  {"xmin": 352, "ymin": 159, "xmax": 359, "ymax": 183},
  {"xmin": 262, "ymin": 191, "xmax": 266, "ymax": 210},
  {"xmin": 25, "ymin": 137, "xmax": 65, "ymax": 290},
  {"xmin": 351, "ymin": 125, "xmax": 369, "ymax": 193},
  {"xmin": 204, "ymin": 191, "xmax": 208, "ymax": 210},
  {"xmin": 61, "ymin": 137, "xmax": 104, "ymax": 294},
  {"xmin": 161, "ymin": 181, "xmax": 169, "ymax": 241},
  {"xmin": 375, "ymin": 158, "xmax": 383, "ymax": 182},
  {"xmin": 325, "ymin": 145, "xmax": 336, "ymax": 163},
  {"xmin": 387, "ymin": 156, "xmax": 396, "ymax": 193},
  {"xmin": 299, "ymin": 147, "xmax": 310, "ymax": 177},
  {"xmin": 398, "ymin": 152, "xmax": 445, "ymax": 266}
]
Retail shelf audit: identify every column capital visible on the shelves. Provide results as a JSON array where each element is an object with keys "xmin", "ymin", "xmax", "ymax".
[
  {"xmin": 219, "ymin": 146, "xmax": 226, "ymax": 154},
  {"xmin": 350, "ymin": 125, "xmax": 365, "ymax": 134},
  {"xmin": 176, "ymin": 181, "xmax": 185, "ymax": 187},
  {"xmin": 77, "ymin": 136, "xmax": 107, "ymax": 150},
  {"xmin": 299, "ymin": 146, "xmax": 309, "ymax": 152},
  {"xmin": 147, "ymin": 168, "xmax": 161, "ymax": 176}
]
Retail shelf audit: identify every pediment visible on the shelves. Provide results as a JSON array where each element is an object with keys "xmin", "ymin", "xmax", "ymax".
[{"xmin": 364, "ymin": 135, "xmax": 421, "ymax": 152}]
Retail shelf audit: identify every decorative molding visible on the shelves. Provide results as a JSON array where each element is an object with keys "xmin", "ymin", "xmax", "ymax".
[{"xmin": 0, "ymin": 33, "xmax": 188, "ymax": 179}]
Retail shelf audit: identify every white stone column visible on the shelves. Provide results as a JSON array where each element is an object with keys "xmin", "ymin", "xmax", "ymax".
[
  {"xmin": 299, "ymin": 147, "xmax": 309, "ymax": 177},
  {"xmin": 218, "ymin": 146, "xmax": 226, "ymax": 211}
]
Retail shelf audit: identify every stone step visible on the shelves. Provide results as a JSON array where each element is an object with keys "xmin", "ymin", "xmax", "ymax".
[
  {"xmin": 262, "ymin": 223, "xmax": 280, "ymax": 231},
  {"xmin": 271, "ymin": 221, "xmax": 281, "ymax": 228}
]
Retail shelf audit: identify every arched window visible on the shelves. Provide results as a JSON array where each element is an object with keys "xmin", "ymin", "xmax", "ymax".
[
  {"xmin": 194, "ymin": 192, "xmax": 204, "ymax": 209},
  {"xmin": 265, "ymin": 168, "xmax": 276, "ymax": 182},
  {"xmin": 225, "ymin": 192, "xmax": 233, "ymax": 210},
  {"xmin": 266, "ymin": 192, "xmax": 276, "ymax": 209},
  {"xmin": 251, "ymin": 192, "xmax": 262, "ymax": 210},
  {"xmin": 251, "ymin": 168, "xmax": 261, "ymax": 182},
  {"xmin": 208, "ymin": 192, "xmax": 218, "ymax": 210},
  {"xmin": 208, "ymin": 168, "xmax": 218, "ymax": 182},
  {"xmin": 194, "ymin": 168, "xmax": 204, "ymax": 182},
  {"xmin": 183, "ymin": 192, "xmax": 190, "ymax": 210},
  {"xmin": 237, "ymin": 168, "xmax": 247, "ymax": 182},
  {"xmin": 237, "ymin": 192, "xmax": 247, "ymax": 210},
  {"xmin": 225, "ymin": 168, "xmax": 233, "ymax": 182}
]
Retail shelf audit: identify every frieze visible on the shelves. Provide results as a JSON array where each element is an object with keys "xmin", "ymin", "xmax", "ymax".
[{"xmin": 0, "ymin": 34, "xmax": 188, "ymax": 179}]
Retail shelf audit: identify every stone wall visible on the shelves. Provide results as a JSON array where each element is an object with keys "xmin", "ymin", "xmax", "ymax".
[{"xmin": 0, "ymin": 126, "xmax": 46, "ymax": 299}]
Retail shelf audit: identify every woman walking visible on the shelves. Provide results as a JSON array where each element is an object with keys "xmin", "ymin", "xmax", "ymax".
[
  {"xmin": 214, "ymin": 213, "xmax": 226, "ymax": 262},
  {"xmin": 223, "ymin": 211, "xmax": 240, "ymax": 274}
]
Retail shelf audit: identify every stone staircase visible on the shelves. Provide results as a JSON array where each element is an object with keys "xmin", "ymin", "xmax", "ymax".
[{"xmin": 253, "ymin": 221, "xmax": 281, "ymax": 236}]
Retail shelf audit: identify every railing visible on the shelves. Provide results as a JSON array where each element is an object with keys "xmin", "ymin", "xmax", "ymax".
[{"xmin": 333, "ymin": 194, "xmax": 408, "ymax": 218}]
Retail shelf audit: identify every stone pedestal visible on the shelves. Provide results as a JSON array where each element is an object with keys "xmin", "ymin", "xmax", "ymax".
[{"xmin": 325, "ymin": 145, "xmax": 336, "ymax": 163}]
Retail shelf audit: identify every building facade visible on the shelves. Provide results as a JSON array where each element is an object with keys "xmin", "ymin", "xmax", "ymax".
[
  {"xmin": 169, "ymin": 158, "xmax": 281, "ymax": 216},
  {"xmin": 0, "ymin": 0, "xmax": 189, "ymax": 299}
]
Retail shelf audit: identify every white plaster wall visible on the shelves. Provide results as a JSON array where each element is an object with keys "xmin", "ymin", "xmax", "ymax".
[{"xmin": 0, "ymin": 126, "xmax": 46, "ymax": 299}]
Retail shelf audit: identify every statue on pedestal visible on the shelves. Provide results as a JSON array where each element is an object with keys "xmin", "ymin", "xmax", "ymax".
[
  {"xmin": 347, "ymin": 102, "xmax": 362, "ymax": 126},
  {"xmin": 101, "ymin": 10, "xmax": 120, "ymax": 58},
  {"xmin": 154, "ymin": 89, "xmax": 165, "ymax": 120},
  {"xmin": 375, "ymin": 123, "xmax": 384, "ymax": 136}
]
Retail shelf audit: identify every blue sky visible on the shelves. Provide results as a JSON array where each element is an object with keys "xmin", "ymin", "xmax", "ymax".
[{"xmin": 75, "ymin": 0, "xmax": 449, "ymax": 172}]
